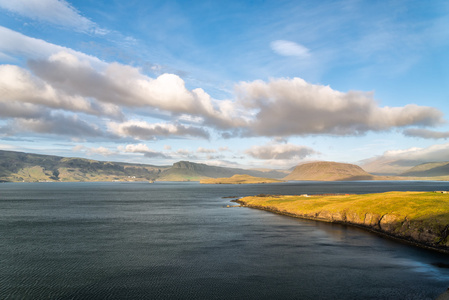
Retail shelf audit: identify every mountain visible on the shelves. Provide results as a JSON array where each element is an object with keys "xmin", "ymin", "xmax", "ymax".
[
  {"xmin": 157, "ymin": 161, "xmax": 286, "ymax": 181},
  {"xmin": 400, "ymin": 162, "xmax": 449, "ymax": 177},
  {"xmin": 0, "ymin": 150, "xmax": 286, "ymax": 182},
  {"xmin": 360, "ymin": 158, "xmax": 420, "ymax": 176},
  {"xmin": 284, "ymin": 161, "xmax": 375, "ymax": 181},
  {"xmin": 0, "ymin": 150, "xmax": 166, "ymax": 182}
]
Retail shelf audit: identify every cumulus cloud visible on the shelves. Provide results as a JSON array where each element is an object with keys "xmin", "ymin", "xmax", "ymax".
[
  {"xmin": 271, "ymin": 40, "xmax": 310, "ymax": 58},
  {"xmin": 403, "ymin": 128, "xmax": 449, "ymax": 139},
  {"xmin": 7, "ymin": 113, "xmax": 106, "ymax": 138},
  {"xmin": 108, "ymin": 120, "xmax": 210, "ymax": 140},
  {"xmin": 0, "ymin": 64, "xmax": 122, "ymax": 118},
  {"xmin": 236, "ymin": 77, "xmax": 444, "ymax": 137},
  {"xmin": 73, "ymin": 145, "xmax": 116, "ymax": 156},
  {"xmin": 118, "ymin": 143, "xmax": 168, "ymax": 158},
  {"xmin": 0, "ymin": 0, "xmax": 104, "ymax": 34},
  {"xmin": 0, "ymin": 29, "xmax": 446, "ymax": 145},
  {"xmin": 197, "ymin": 147, "xmax": 216, "ymax": 154},
  {"xmin": 27, "ymin": 51, "xmax": 245, "ymax": 129},
  {"xmin": 246, "ymin": 143, "xmax": 318, "ymax": 160}
]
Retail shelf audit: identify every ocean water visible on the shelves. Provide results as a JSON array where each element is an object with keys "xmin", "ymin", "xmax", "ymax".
[{"xmin": 1, "ymin": 181, "xmax": 449, "ymax": 299}]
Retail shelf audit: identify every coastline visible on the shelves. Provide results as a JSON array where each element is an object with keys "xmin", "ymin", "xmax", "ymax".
[{"xmin": 236, "ymin": 192, "xmax": 449, "ymax": 254}]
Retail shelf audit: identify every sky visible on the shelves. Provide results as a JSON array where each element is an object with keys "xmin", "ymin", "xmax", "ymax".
[{"xmin": 0, "ymin": 0, "xmax": 449, "ymax": 170}]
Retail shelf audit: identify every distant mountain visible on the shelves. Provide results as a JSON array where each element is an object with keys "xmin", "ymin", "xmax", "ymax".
[
  {"xmin": 400, "ymin": 162, "xmax": 449, "ymax": 177},
  {"xmin": 157, "ymin": 161, "xmax": 286, "ymax": 181},
  {"xmin": 0, "ymin": 150, "xmax": 286, "ymax": 182},
  {"xmin": 284, "ymin": 161, "xmax": 375, "ymax": 181},
  {"xmin": 0, "ymin": 150, "xmax": 166, "ymax": 182},
  {"xmin": 359, "ymin": 157, "xmax": 443, "ymax": 176}
]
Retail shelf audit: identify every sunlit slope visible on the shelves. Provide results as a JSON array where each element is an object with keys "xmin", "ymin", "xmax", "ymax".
[
  {"xmin": 284, "ymin": 161, "xmax": 375, "ymax": 181},
  {"xmin": 239, "ymin": 191, "xmax": 449, "ymax": 251}
]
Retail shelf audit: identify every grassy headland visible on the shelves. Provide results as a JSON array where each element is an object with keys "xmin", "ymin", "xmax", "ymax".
[
  {"xmin": 200, "ymin": 174, "xmax": 284, "ymax": 184},
  {"xmin": 238, "ymin": 191, "xmax": 449, "ymax": 252}
]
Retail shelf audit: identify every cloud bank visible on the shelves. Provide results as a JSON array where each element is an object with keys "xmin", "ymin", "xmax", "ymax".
[
  {"xmin": 0, "ymin": 28, "xmax": 446, "ymax": 146},
  {"xmin": 237, "ymin": 77, "xmax": 443, "ymax": 137}
]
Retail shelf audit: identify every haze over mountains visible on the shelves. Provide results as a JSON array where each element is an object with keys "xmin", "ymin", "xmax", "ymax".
[{"xmin": 0, "ymin": 150, "xmax": 448, "ymax": 182}]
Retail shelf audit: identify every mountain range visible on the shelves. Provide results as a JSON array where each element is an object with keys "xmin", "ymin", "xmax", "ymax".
[{"xmin": 0, "ymin": 150, "xmax": 448, "ymax": 182}]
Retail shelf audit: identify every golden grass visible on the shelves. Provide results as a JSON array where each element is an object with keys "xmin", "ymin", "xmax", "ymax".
[{"xmin": 240, "ymin": 191, "xmax": 449, "ymax": 226}]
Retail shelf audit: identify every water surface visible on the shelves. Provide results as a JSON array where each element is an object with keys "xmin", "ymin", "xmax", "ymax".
[{"xmin": 1, "ymin": 181, "xmax": 449, "ymax": 299}]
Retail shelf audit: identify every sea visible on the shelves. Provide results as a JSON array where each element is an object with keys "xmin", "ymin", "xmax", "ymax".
[{"xmin": 2, "ymin": 181, "xmax": 449, "ymax": 299}]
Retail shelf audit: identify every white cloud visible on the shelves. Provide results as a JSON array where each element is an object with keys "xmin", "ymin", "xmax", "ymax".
[
  {"xmin": 382, "ymin": 143, "xmax": 449, "ymax": 162},
  {"xmin": 73, "ymin": 145, "xmax": 115, "ymax": 156},
  {"xmin": 118, "ymin": 143, "xmax": 168, "ymax": 158},
  {"xmin": 27, "ymin": 51, "xmax": 246, "ymax": 129},
  {"xmin": 270, "ymin": 40, "xmax": 310, "ymax": 58},
  {"xmin": 0, "ymin": 26, "xmax": 105, "ymax": 67},
  {"xmin": 246, "ymin": 143, "xmax": 318, "ymax": 160},
  {"xmin": 2, "ymin": 113, "xmax": 105, "ymax": 138},
  {"xmin": 108, "ymin": 120, "xmax": 209, "ymax": 140},
  {"xmin": 0, "ymin": 64, "xmax": 121, "ymax": 118},
  {"xmin": 236, "ymin": 77, "xmax": 444, "ymax": 137},
  {"xmin": 0, "ymin": 0, "xmax": 102, "ymax": 34},
  {"xmin": 197, "ymin": 147, "xmax": 216, "ymax": 154},
  {"xmin": 0, "ymin": 29, "xmax": 446, "ymax": 145},
  {"xmin": 403, "ymin": 128, "xmax": 449, "ymax": 139}
]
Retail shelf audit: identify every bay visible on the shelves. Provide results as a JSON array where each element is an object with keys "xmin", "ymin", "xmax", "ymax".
[{"xmin": 1, "ymin": 181, "xmax": 449, "ymax": 299}]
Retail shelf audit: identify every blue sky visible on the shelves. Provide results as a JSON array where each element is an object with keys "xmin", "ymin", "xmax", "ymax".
[{"xmin": 0, "ymin": 0, "xmax": 448, "ymax": 171}]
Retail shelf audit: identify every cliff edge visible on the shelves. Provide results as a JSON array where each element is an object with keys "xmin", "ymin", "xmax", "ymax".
[{"xmin": 238, "ymin": 191, "xmax": 449, "ymax": 253}]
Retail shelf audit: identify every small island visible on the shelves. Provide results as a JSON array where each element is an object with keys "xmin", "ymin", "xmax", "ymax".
[
  {"xmin": 200, "ymin": 174, "xmax": 284, "ymax": 184},
  {"xmin": 237, "ymin": 191, "xmax": 449, "ymax": 253}
]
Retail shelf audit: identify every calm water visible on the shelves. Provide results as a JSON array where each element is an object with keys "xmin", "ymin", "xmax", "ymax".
[{"xmin": 2, "ymin": 181, "xmax": 449, "ymax": 299}]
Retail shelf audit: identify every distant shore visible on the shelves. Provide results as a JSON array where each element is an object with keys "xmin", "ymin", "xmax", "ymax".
[{"xmin": 237, "ymin": 192, "xmax": 449, "ymax": 254}]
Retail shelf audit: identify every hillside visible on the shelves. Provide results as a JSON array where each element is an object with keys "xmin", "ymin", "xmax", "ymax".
[
  {"xmin": 0, "ymin": 150, "xmax": 166, "ymax": 182},
  {"xmin": 0, "ymin": 150, "xmax": 286, "ymax": 182},
  {"xmin": 200, "ymin": 174, "xmax": 284, "ymax": 184},
  {"xmin": 237, "ymin": 191, "xmax": 449, "ymax": 253},
  {"xmin": 157, "ymin": 161, "xmax": 286, "ymax": 181},
  {"xmin": 284, "ymin": 161, "xmax": 375, "ymax": 181},
  {"xmin": 401, "ymin": 162, "xmax": 449, "ymax": 177}
]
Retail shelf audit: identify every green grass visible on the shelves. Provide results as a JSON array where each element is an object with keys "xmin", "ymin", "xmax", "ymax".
[{"xmin": 239, "ymin": 191, "xmax": 449, "ymax": 249}]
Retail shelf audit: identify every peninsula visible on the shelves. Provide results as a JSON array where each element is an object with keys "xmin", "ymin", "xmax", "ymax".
[
  {"xmin": 200, "ymin": 174, "xmax": 284, "ymax": 184},
  {"xmin": 237, "ymin": 191, "xmax": 449, "ymax": 253}
]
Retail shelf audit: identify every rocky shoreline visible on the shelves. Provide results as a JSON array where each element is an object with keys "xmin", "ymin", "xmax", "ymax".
[{"xmin": 236, "ymin": 193, "xmax": 449, "ymax": 254}]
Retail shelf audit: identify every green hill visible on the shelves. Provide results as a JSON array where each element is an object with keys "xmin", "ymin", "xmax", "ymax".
[{"xmin": 284, "ymin": 161, "xmax": 375, "ymax": 181}]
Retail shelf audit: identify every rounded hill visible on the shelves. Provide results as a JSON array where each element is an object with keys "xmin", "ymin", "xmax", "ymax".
[{"xmin": 284, "ymin": 161, "xmax": 375, "ymax": 181}]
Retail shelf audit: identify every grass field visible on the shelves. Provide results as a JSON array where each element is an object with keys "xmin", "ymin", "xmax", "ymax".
[{"xmin": 239, "ymin": 191, "xmax": 449, "ymax": 251}]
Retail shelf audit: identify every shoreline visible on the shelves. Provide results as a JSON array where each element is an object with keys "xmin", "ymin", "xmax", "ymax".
[{"xmin": 236, "ymin": 193, "xmax": 449, "ymax": 254}]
